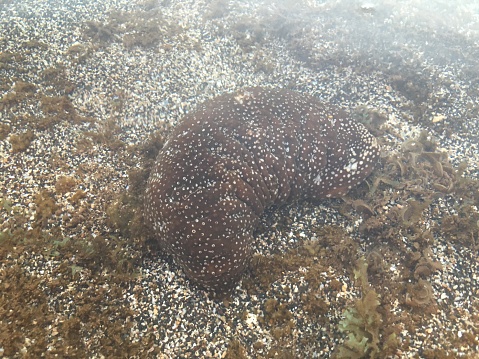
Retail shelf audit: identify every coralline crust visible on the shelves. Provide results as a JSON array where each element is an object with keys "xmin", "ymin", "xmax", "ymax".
[{"xmin": 145, "ymin": 87, "xmax": 379, "ymax": 292}]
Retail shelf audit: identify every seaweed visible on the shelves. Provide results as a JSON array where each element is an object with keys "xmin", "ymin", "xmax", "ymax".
[
  {"xmin": 301, "ymin": 291, "xmax": 329, "ymax": 318},
  {"xmin": 400, "ymin": 199, "xmax": 431, "ymax": 226},
  {"xmin": 122, "ymin": 21, "xmax": 163, "ymax": 48},
  {"xmin": 41, "ymin": 66, "xmax": 76, "ymax": 95},
  {"xmin": 352, "ymin": 106, "xmax": 388, "ymax": 137},
  {"xmin": 120, "ymin": 10, "xmax": 181, "ymax": 49},
  {"xmin": 224, "ymin": 339, "xmax": 248, "ymax": 359},
  {"xmin": 55, "ymin": 175, "xmax": 77, "ymax": 194},
  {"xmin": 84, "ymin": 116, "xmax": 125, "ymax": 150},
  {"xmin": 265, "ymin": 348, "xmax": 296, "ymax": 359},
  {"xmin": 106, "ymin": 192, "xmax": 143, "ymax": 238},
  {"xmin": 0, "ymin": 264, "xmax": 53, "ymax": 356},
  {"xmin": 65, "ymin": 43, "xmax": 95, "ymax": 65},
  {"xmin": 9, "ymin": 130, "xmax": 34, "ymax": 153},
  {"xmin": 365, "ymin": 248, "xmax": 385, "ymax": 276},
  {"xmin": 243, "ymin": 250, "xmax": 307, "ymax": 293},
  {"xmin": 0, "ymin": 51, "xmax": 22, "ymax": 70},
  {"xmin": 336, "ymin": 258, "xmax": 392, "ymax": 359},
  {"xmin": 21, "ymin": 40, "xmax": 48, "ymax": 50},
  {"xmin": 33, "ymin": 190, "xmax": 58, "ymax": 228},
  {"xmin": 262, "ymin": 299, "xmax": 295, "ymax": 343},
  {"xmin": 37, "ymin": 95, "xmax": 91, "ymax": 130},
  {"xmin": 405, "ymin": 279, "xmax": 435, "ymax": 309},
  {"xmin": 83, "ymin": 20, "xmax": 120, "ymax": 44},
  {"xmin": 0, "ymin": 222, "xmax": 147, "ymax": 356},
  {"xmin": 83, "ymin": 4, "xmax": 182, "ymax": 50},
  {"xmin": 0, "ymin": 81, "xmax": 36, "ymax": 110},
  {"xmin": 438, "ymin": 204, "xmax": 479, "ymax": 248},
  {"xmin": 69, "ymin": 189, "xmax": 87, "ymax": 204}
]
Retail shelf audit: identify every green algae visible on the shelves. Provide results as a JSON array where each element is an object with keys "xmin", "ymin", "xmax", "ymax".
[{"xmin": 337, "ymin": 258, "xmax": 384, "ymax": 359}]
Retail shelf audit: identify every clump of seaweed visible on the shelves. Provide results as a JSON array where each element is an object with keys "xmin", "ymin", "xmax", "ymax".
[
  {"xmin": 0, "ymin": 51, "xmax": 22, "ymax": 70},
  {"xmin": 438, "ymin": 204, "xmax": 479, "ymax": 248},
  {"xmin": 352, "ymin": 106, "xmax": 388, "ymax": 137},
  {"xmin": 301, "ymin": 291, "xmax": 329, "ymax": 318},
  {"xmin": 82, "ymin": 4, "xmax": 183, "ymax": 50},
  {"xmin": 106, "ymin": 191, "xmax": 144, "ymax": 238},
  {"xmin": 9, "ymin": 130, "xmax": 34, "ymax": 153},
  {"xmin": 0, "ymin": 76, "xmax": 12, "ymax": 92},
  {"xmin": 21, "ymin": 40, "xmax": 48, "ymax": 50},
  {"xmin": 263, "ymin": 298, "xmax": 293, "ymax": 326},
  {"xmin": 83, "ymin": 20, "xmax": 120, "ymax": 44},
  {"xmin": 84, "ymin": 116, "xmax": 125, "ymax": 150},
  {"xmin": 365, "ymin": 248, "xmax": 386, "ymax": 276},
  {"xmin": 405, "ymin": 279, "xmax": 435, "ymax": 309},
  {"xmin": 336, "ymin": 258, "xmax": 398, "ymax": 358},
  {"xmin": 0, "ymin": 264, "xmax": 53, "ymax": 357},
  {"xmin": 368, "ymin": 131, "xmax": 456, "ymax": 201},
  {"xmin": 0, "ymin": 80, "xmax": 36, "ymax": 110},
  {"xmin": 242, "ymin": 224, "xmax": 360, "ymax": 297},
  {"xmin": 242, "ymin": 248, "xmax": 308, "ymax": 293},
  {"xmin": 65, "ymin": 43, "xmax": 93, "ymax": 65},
  {"xmin": 120, "ymin": 6, "xmax": 182, "ymax": 49},
  {"xmin": 104, "ymin": 127, "xmax": 170, "ymax": 240},
  {"xmin": 337, "ymin": 258, "xmax": 382, "ymax": 358},
  {"xmin": 36, "ymin": 95, "xmax": 91, "ymax": 130},
  {"xmin": 224, "ymin": 339, "xmax": 248, "ymax": 359},
  {"xmin": 409, "ymin": 246, "xmax": 443, "ymax": 279},
  {"xmin": 0, "ymin": 123, "xmax": 10, "ymax": 140},
  {"xmin": 204, "ymin": 0, "xmax": 230, "ymax": 20},
  {"xmin": 334, "ymin": 127, "xmax": 479, "ymax": 355},
  {"xmin": 34, "ymin": 190, "xmax": 58, "ymax": 228},
  {"xmin": 260, "ymin": 298, "xmax": 296, "ymax": 353},
  {"xmin": 41, "ymin": 66, "xmax": 76, "ymax": 95},
  {"xmin": 55, "ymin": 175, "xmax": 78, "ymax": 194},
  {"xmin": 69, "ymin": 189, "xmax": 87, "ymax": 205},
  {"xmin": 0, "ymin": 218, "xmax": 150, "ymax": 356}
]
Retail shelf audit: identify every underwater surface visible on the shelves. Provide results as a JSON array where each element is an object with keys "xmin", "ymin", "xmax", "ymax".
[{"xmin": 1, "ymin": 0, "xmax": 478, "ymax": 357}]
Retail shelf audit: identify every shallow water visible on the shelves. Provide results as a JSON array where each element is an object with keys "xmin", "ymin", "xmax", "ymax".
[{"xmin": 1, "ymin": 0, "xmax": 478, "ymax": 357}]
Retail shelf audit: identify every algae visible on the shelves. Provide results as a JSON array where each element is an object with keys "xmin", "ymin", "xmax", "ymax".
[
  {"xmin": 224, "ymin": 339, "xmax": 248, "ymax": 359},
  {"xmin": 336, "ymin": 258, "xmax": 396, "ymax": 359},
  {"xmin": 55, "ymin": 175, "xmax": 78, "ymax": 194},
  {"xmin": 9, "ymin": 130, "xmax": 34, "ymax": 153}
]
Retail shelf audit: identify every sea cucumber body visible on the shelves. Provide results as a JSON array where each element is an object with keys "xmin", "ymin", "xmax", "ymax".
[{"xmin": 145, "ymin": 88, "xmax": 379, "ymax": 291}]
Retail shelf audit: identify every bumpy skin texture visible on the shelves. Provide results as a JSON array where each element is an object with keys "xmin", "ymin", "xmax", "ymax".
[{"xmin": 145, "ymin": 87, "xmax": 379, "ymax": 292}]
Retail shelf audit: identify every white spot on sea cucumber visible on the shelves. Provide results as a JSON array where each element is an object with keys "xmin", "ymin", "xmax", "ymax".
[{"xmin": 345, "ymin": 160, "xmax": 358, "ymax": 172}]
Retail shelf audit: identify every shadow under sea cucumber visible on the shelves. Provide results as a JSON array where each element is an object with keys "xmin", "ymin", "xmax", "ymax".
[{"xmin": 144, "ymin": 87, "xmax": 380, "ymax": 292}]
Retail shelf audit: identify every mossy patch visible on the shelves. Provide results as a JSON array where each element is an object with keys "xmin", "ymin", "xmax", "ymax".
[
  {"xmin": 84, "ymin": 116, "xmax": 125, "ymax": 150},
  {"xmin": 0, "ymin": 264, "xmax": 54, "ymax": 357},
  {"xmin": 0, "ymin": 80, "xmax": 36, "ymax": 110},
  {"xmin": 224, "ymin": 339, "xmax": 248, "ymax": 359},
  {"xmin": 21, "ymin": 40, "xmax": 48, "ymax": 50},
  {"xmin": 0, "ymin": 51, "xmax": 22, "ymax": 70},
  {"xmin": 55, "ymin": 175, "xmax": 78, "ymax": 194},
  {"xmin": 41, "ymin": 66, "xmax": 76, "ymax": 95},
  {"xmin": 82, "ymin": 4, "xmax": 184, "ymax": 49},
  {"xmin": 336, "ymin": 258, "xmax": 391, "ymax": 359},
  {"xmin": 34, "ymin": 190, "xmax": 58, "ymax": 227},
  {"xmin": 0, "ymin": 123, "xmax": 10, "ymax": 140},
  {"xmin": 9, "ymin": 130, "xmax": 34, "ymax": 153}
]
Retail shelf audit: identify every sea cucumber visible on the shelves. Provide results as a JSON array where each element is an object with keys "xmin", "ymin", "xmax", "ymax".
[{"xmin": 145, "ymin": 87, "xmax": 379, "ymax": 292}]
